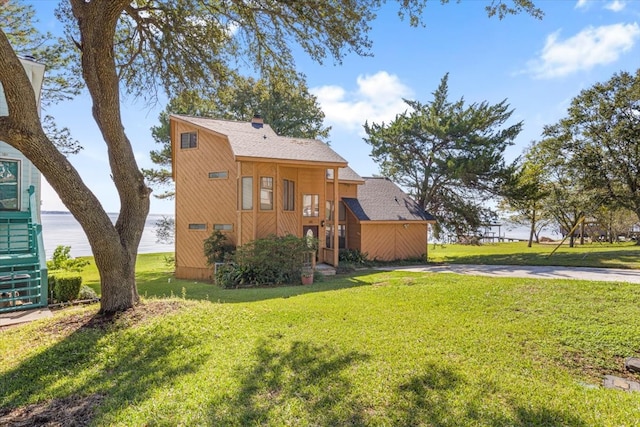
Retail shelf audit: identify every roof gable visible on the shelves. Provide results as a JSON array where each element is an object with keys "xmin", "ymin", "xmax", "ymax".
[
  {"xmin": 343, "ymin": 177, "xmax": 435, "ymax": 222},
  {"xmin": 171, "ymin": 114, "xmax": 347, "ymax": 166}
]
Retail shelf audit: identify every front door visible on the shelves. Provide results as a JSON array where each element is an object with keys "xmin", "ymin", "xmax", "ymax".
[{"xmin": 302, "ymin": 226, "xmax": 318, "ymax": 262}]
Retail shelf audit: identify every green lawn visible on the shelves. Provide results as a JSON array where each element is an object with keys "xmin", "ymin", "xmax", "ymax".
[
  {"xmin": 1, "ymin": 256, "xmax": 640, "ymax": 426},
  {"xmin": 427, "ymin": 241, "xmax": 640, "ymax": 269}
]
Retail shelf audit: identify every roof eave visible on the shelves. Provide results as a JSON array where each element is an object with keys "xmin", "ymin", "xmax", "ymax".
[
  {"xmin": 359, "ymin": 219, "xmax": 435, "ymax": 224},
  {"xmin": 235, "ymin": 156, "xmax": 347, "ymax": 168}
]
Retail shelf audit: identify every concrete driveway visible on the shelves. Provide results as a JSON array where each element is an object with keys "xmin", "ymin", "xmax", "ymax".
[{"xmin": 382, "ymin": 264, "xmax": 640, "ymax": 284}]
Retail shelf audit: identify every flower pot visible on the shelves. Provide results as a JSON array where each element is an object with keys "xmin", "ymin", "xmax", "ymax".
[{"xmin": 301, "ymin": 273, "xmax": 314, "ymax": 285}]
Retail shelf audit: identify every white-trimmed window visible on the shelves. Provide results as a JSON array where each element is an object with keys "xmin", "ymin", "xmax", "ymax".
[
  {"xmin": 0, "ymin": 158, "xmax": 20, "ymax": 210},
  {"xmin": 188, "ymin": 223, "xmax": 207, "ymax": 230}
]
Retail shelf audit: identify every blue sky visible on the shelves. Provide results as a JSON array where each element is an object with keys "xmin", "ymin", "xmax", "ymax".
[{"xmin": 30, "ymin": 0, "xmax": 640, "ymax": 215}]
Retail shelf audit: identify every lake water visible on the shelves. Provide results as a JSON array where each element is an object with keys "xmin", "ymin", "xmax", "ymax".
[
  {"xmin": 40, "ymin": 213, "xmax": 561, "ymax": 260},
  {"xmin": 41, "ymin": 212, "xmax": 174, "ymax": 259}
]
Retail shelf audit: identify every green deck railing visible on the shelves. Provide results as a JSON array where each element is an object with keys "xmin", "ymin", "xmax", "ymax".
[{"xmin": 0, "ymin": 185, "xmax": 48, "ymax": 313}]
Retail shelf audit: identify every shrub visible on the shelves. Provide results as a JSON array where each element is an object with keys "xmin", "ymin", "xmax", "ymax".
[
  {"xmin": 336, "ymin": 263, "xmax": 357, "ymax": 274},
  {"xmin": 78, "ymin": 285, "xmax": 98, "ymax": 300},
  {"xmin": 49, "ymin": 273, "xmax": 83, "ymax": 302},
  {"xmin": 203, "ymin": 231, "xmax": 236, "ymax": 266},
  {"xmin": 339, "ymin": 248, "xmax": 369, "ymax": 265},
  {"xmin": 216, "ymin": 234, "xmax": 316, "ymax": 288},
  {"xmin": 47, "ymin": 245, "xmax": 89, "ymax": 272}
]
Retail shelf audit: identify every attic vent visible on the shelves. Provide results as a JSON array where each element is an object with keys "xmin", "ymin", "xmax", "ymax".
[{"xmin": 251, "ymin": 114, "xmax": 264, "ymax": 129}]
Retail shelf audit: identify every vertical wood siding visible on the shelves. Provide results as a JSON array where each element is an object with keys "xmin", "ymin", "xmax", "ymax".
[
  {"xmin": 360, "ymin": 223, "xmax": 427, "ymax": 261},
  {"xmin": 174, "ymin": 122, "xmax": 237, "ymax": 279}
]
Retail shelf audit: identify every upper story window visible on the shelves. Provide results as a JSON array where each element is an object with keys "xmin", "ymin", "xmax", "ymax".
[
  {"xmin": 241, "ymin": 176, "xmax": 253, "ymax": 210},
  {"xmin": 303, "ymin": 194, "xmax": 319, "ymax": 217},
  {"xmin": 180, "ymin": 132, "xmax": 197, "ymax": 149},
  {"xmin": 325, "ymin": 200, "xmax": 346, "ymax": 221},
  {"xmin": 283, "ymin": 179, "xmax": 295, "ymax": 211},
  {"xmin": 326, "ymin": 169, "xmax": 335, "ymax": 180},
  {"xmin": 0, "ymin": 158, "xmax": 20, "ymax": 210},
  {"xmin": 260, "ymin": 177, "xmax": 273, "ymax": 210}
]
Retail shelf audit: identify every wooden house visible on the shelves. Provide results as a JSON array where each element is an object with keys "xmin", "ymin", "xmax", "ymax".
[
  {"xmin": 171, "ymin": 114, "xmax": 435, "ymax": 280},
  {"xmin": 0, "ymin": 57, "xmax": 48, "ymax": 312}
]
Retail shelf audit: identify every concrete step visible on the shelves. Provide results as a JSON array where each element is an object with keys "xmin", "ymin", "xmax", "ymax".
[{"xmin": 315, "ymin": 263, "xmax": 336, "ymax": 276}]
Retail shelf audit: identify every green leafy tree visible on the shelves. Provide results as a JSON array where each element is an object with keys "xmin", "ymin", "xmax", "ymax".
[
  {"xmin": 0, "ymin": 0, "xmax": 542, "ymax": 313},
  {"xmin": 144, "ymin": 71, "xmax": 330, "ymax": 199},
  {"xmin": 1, "ymin": 2, "xmax": 82, "ymax": 155},
  {"xmin": 364, "ymin": 73, "xmax": 522, "ymax": 239},
  {"xmin": 528, "ymin": 135, "xmax": 599, "ymax": 247},
  {"xmin": 46, "ymin": 245, "xmax": 89, "ymax": 272},
  {"xmin": 544, "ymin": 70, "xmax": 640, "ymax": 243},
  {"xmin": 500, "ymin": 146, "xmax": 551, "ymax": 246}
]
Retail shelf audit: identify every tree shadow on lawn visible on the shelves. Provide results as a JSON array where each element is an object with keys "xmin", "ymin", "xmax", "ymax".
[
  {"xmin": 206, "ymin": 338, "xmax": 372, "ymax": 425},
  {"xmin": 0, "ymin": 303, "xmax": 207, "ymax": 425},
  {"xmin": 137, "ymin": 271, "xmax": 375, "ymax": 304},
  {"xmin": 205, "ymin": 340, "xmax": 589, "ymax": 426},
  {"xmin": 395, "ymin": 364, "xmax": 589, "ymax": 427}
]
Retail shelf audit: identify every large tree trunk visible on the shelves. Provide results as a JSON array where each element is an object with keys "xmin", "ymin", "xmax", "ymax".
[
  {"xmin": 71, "ymin": 0, "xmax": 150, "ymax": 313},
  {"xmin": 0, "ymin": 1, "xmax": 149, "ymax": 314}
]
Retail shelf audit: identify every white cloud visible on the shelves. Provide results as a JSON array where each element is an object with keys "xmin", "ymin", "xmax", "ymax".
[
  {"xmin": 605, "ymin": 0, "xmax": 626, "ymax": 12},
  {"xmin": 311, "ymin": 71, "xmax": 413, "ymax": 133},
  {"xmin": 526, "ymin": 23, "xmax": 640, "ymax": 79},
  {"xmin": 575, "ymin": 0, "xmax": 589, "ymax": 9}
]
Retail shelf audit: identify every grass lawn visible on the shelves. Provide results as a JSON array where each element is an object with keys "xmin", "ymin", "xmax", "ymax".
[
  {"xmin": 428, "ymin": 241, "xmax": 640, "ymax": 269},
  {"xmin": 1, "ymin": 255, "xmax": 640, "ymax": 426}
]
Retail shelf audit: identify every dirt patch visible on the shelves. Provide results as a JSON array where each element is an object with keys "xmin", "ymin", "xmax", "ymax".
[
  {"xmin": 0, "ymin": 394, "xmax": 104, "ymax": 427},
  {"xmin": 565, "ymin": 351, "xmax": 640, "ymax": 383},
  {"xmin": 42, "ymin": 299, "xmax": 187, "ymax": 336},
  {"xmin": 0, "ymin": 300, "xmax": 188, "ymax": 425}
]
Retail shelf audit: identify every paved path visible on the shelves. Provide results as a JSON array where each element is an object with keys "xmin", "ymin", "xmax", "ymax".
[
  {"xmin": 0, "ymin": 308, "xmax": 52, "ymax": 328},
  {"xmin": 381, "ymin": 264, "xmax": 640, "ymax": 283}
]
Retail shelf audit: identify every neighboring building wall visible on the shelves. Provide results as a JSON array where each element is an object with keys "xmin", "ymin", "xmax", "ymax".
[
  {"xmin": 0, "ymin": 60, "xmax": 43, "ymax": 219},
  {"xmin": 360, "ymin": 222, "xmax": 428, "ymax": 261},
  {"xmin": 0, "ymin": 145, "xmax": 41, "ymax": 217}
]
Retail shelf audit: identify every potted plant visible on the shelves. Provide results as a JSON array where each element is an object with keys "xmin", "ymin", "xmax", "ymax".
[{"xmin": 301, "ymin": 267, "xmax": 314, "ymax": 285}]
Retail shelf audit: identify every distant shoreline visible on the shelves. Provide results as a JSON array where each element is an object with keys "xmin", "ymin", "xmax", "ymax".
[{"xmin": 42, "ymin": 211, "xmax": 174, "ymax": 216}]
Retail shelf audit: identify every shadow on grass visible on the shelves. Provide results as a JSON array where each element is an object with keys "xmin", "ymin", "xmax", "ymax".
[
  {"xmin": 395, "ymin": 363, "xmax": 588, "ymax": 427},
  {"xmin": 205, "ymin": 345, "xmax": 590, "ymax": 427},
  {"xmin": 136, "ymin": 271, "xmax": 375, "ymax": 304},
  {"xmin": 0, "ymin": 307, "xmax": 206, "ymax": 424},
  {"xmin": 206, "ymin": 338, "xmax": 371, "ymax": 425}
]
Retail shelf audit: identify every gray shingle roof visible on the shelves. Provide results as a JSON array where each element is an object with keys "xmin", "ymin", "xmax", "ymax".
[
  {"xmin": 343, "ymin": 177, "xmax": 436, "ymax": 222},
  {"xmin": 172, "ymin": 115, "xmax": 347, "ymax": 165},
  {"xmin": 338, "ymin": 166, "xmax": 364, "ymax": 183}
]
